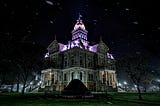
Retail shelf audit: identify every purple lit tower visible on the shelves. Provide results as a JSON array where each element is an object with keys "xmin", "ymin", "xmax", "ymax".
[
  {"xmin": 71, "ymin": 15, "xmax": 88, "ymax": 48},
  {"xmin": 41, "ymin": 15, "xmax": 117, "ymax": 92}
]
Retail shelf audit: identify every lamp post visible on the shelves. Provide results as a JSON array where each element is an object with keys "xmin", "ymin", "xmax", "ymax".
[
  {"xmin": 157, "ymin": 79, "xmax": 160, "ymax": 92},
  {"xmin": 124, "ymin": 81, "xmax": 127, "ymax": 91},
  {"xmin": 134, "ymin": 84, "xmax": 137, "ymax": 92}
]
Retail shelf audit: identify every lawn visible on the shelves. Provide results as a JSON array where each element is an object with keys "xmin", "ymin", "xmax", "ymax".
[{"xmin": 0, "ymin": 92, "xmax": 159, "ymax": 106}]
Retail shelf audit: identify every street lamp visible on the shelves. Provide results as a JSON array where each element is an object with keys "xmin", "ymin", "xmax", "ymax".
[{"xmin": 118, "ymin": 83, "xmax": 122, "ymax": 87}]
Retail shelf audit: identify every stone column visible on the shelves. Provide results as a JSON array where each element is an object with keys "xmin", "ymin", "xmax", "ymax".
[
  {"xmin": 108, "ymin": 72, "xmax": 110, "ymax": 86},
  {"xmin": 86, "ymin": 71, "xmax": 88, "ymax": 87}
]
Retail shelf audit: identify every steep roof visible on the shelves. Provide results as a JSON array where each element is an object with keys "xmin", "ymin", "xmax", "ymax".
[{"xmin": 61, "ymin": 79, "xmax": 91, "ymax": 96}]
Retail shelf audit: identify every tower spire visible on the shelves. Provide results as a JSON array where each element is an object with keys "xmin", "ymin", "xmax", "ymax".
[
  {"xmin": 79, "ymin": 13, "xmax": 82, "ymax": 20},
  {"xmin": 54, "ymin": 35, "xmax": 57, "ymax": 41}
]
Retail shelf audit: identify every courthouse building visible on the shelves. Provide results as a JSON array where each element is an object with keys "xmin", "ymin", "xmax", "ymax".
[{"xmin": 41, "ymin": 16, "xmax": 117, "ymax": 91}]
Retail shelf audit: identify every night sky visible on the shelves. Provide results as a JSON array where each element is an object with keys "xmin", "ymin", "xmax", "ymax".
[{"xmin": 0, "ymin": 0, "xmax": 160, "ymax": 71}]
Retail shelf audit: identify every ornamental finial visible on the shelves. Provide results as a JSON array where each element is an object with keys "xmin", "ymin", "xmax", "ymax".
[{"xmin": 54, "ymin": 34, "xmax": 56, "ymax": 41}]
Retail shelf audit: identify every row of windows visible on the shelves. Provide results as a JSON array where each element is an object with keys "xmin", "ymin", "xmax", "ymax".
[
  {"xmin": 72, "ymin": 34, "xmax": 87, "ymax": 40},
  {"xmin": 63, "ymin": 72, "xmax": 83, "ymax": 81},
  {"xmin": 53, "ymin": 72, "xmax": 94, "ymax": 81},
  {"xmin": 102, "ymin": 73, "xmax": 115, "ymax": 84},
  {"xmin": 64, "ymin": 55, "xmax": 93, "ymax": 67},
  {"xmin": 50, "ymin": 73, "xmax": 115, "ymax": 84}
]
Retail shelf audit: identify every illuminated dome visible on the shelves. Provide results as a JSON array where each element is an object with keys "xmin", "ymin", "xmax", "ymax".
[{"xmin": 74, "ymin": 19, "xmax": 86, "ymax": 30}]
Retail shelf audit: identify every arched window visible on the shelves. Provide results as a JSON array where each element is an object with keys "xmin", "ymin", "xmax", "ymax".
[
  {"xmin": 51, "ymin": 74, "xmax": 54, "ymax": 84},
  {"xmin": 71, "ymin": 55, "xmax": 74, "ymax": 66},
  {"xmin": 64, "ymin": 73, "xmax": 67, "ymax": 81},
  {"xmin": 80, "ymin": 55, "xmax": 83, "ymax": 66},
  {"xmin": 64, "ymin": 57, "xmax": 67, "ymax": 67},
  {"xmin": 102, "ymin": 74, "xmax": 105, "ymax": 84},
  {"xmin": 88, "ymin": 73, "xmax": 93, "ymax": 81},
  {"xmin": 71, "ymin": 72, "xmax": 74, "ymax": 80},
  {"xmin": 80, "ymin": 72, "xmax": 83, "ymax": 80}
]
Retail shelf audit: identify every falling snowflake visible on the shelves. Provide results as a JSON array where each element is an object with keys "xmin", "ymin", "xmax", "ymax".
[
  {"xmin": 125, "ymin": 8, "xmax": 130, "ymax": 11},
  {"xmin": 27, "ymin": 30, "xmax": 31, "ymax": 33},
  {"xmin": 5, "ymin": 32, "xmax": 10, "ymax": 35},
  {"xmin": 4, "ymin": 3, "xmax": 7, "ymax": 7},
  {"xmin": 104, "ymin": 9, "xmax": 108, "ymax": 11},
  {"xmin": 45, "ymin": 0, "xmax": 54, "ymax": 5},
  {"xmin": 93, "ymin": 20, "xmax": 97, "ymax": 22},
  {"xmin": 11, "ymin": 11, "xmax": 15, "ymax": 15},
  {"xmin": 136, "ymin": 51, "xmax": 141, "ymax": 54},
  {"xmin": 133, "ymin": 21, "xmax": 138, "ymax": 24},
  {"xmin": 35, "ymin": 12, "xmax": 39, "ymax": 16},
  {"xmin": 116, "ymin": 2, "xmax": 120, "ymax": 5},
  {"xmin": 50, "ymin": 20, "xmax": 53, "ymax": 24}
]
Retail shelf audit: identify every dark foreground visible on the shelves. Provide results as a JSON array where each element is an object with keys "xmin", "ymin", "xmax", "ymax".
[{"xmin": 0, "ymin": 92, "xmax": 160, "ymax": 106}]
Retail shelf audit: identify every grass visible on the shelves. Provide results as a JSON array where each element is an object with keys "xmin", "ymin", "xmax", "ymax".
[
  {"xmin": 110, "ymin": 92, "xmax": 160, "ymax": 101},
  {"xmin": 0, "ymin": 92, "xmax": 160, "ymax": 106}
]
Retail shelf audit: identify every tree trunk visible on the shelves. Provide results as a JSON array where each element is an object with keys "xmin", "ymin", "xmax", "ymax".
[
  {"xmin": 144, "ymin": 87, "xmax": 147, "ymax": 92},
  {"xmin": 137, "ymin": 85, "xmax": 143, "ymax": 100},
  {"xmin": 21, "ymin": 84, "xmax": 26, "ymax": 96},
  {"xmin": 11, "ymin": 84, "xmax": 14, "ymax": 92},
  {"xmin": 16, "ymin": 82, "xmax": 19, "ymax": 93},
  {"xmin": 16, "ymin": 75, "xmax": 20, "ymax": 93}
]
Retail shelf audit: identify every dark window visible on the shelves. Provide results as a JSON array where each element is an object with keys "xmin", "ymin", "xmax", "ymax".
[
  {"xmin": 102, "ymin": 74, "xmax": 105, "ymax": 84},
  {"xmin": 71, "ymin": 59, "xmax": 74, "ymax": 65},
  {"xmin": 51, "ymin": 74, "xmax": 54, "ymax": 83},
  {"xmin": 88, "ymin": 73, "xmax": 93, "ymax": 81},
  {"xmin": 80, "ymin": 59, "xmax": 83, "ymax": 65},
  {"xmin": 65, "ymin": 61, "xmax": 67, "ymax": 67},
  {"xmin": 71, "ymin": 55, "xmax": 74, "ymax": 65},
  {"xmin": 64, "ymin": 57, "xmax": 67, "ymax": 67},
  {"xmin": 64, "ymin": 73, "xmax": 67, "ymax": 81},
  {"xmin": 80, "ymin": 55, "xmax": 83, "ymax": 66},
  {"xmin": 71, "ymin": 72, "xmax": 74, "ymax": 80},
  {"xmin": 80, "ymin": 72, "xmax": 82, "ymax": 80}
]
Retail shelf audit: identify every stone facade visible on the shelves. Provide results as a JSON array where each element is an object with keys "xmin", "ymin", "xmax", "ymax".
[{"xmin": 41, "ymin": 17, "xmax": 117, "ymax": 92}]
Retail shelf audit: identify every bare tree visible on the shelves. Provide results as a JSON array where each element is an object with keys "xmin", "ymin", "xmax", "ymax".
[
  {"xmin": 14, "ymin": 42, "xmax": 44, "ymax": 95},
  {"xmin": 0, "ymin": 32, "xmax": 45, "ymax": 94},
  {"xmin": 117, "ymin": 55, "xmax": 154, "ymax": 100}
]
